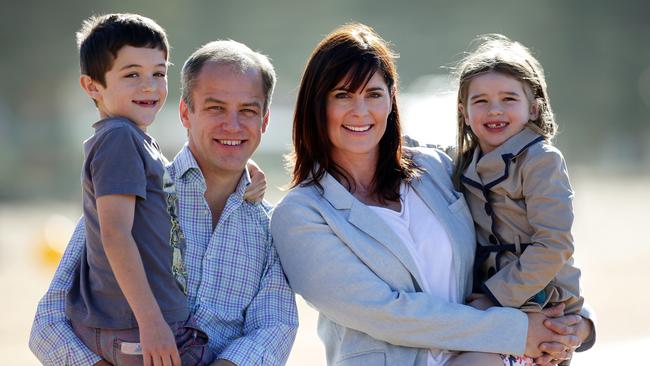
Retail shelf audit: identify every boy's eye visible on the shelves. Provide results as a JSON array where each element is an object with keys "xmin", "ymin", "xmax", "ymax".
[
  {"xmin": 504, "ymin": 97, "xmax": 517, "ymax": 102},
  {"xmin": 124, "ymin": 73, "xmax": 139, "ymax": 78},
  {"xmin": 473, "ymin": 99, "xmax": 487, "ymax": 104}
]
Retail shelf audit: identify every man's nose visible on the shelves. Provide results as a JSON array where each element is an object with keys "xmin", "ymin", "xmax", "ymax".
[{"xmin": 222, "ymin": 111, "xmax": 242, "ymax": 132}]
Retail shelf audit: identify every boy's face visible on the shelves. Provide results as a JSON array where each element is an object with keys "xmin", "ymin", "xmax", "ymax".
[{"xmin": 81, "ymin": 46, "xmax": 168, "ymax": 130}]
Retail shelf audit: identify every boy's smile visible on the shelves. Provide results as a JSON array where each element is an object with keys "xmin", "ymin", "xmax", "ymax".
[{"xmin": 82, "ymin": 46, "xmax": 168, "ymax": 130}]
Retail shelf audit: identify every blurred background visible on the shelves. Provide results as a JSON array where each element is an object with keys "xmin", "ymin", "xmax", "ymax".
[{"xmin": 2, "ymin": 0, "xmax": 649, "ymax": 364}]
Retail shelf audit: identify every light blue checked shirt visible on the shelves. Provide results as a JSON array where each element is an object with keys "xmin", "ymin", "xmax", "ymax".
[{"xmin": 29, "ymin": 144, "xmax": 298, "ymax": 365}]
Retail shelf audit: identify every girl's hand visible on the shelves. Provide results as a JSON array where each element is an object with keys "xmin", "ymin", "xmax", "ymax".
[
  {"xmin": 466, "ymin": 293, "xmax": 495, "ymax": 310},
  {"xmin": 244, "ymin": 159, "xmax": 267, "ymax": 203}
]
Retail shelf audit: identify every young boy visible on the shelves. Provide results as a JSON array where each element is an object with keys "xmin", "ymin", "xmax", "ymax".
[{"xmin": 65, "ymin": 14, "xmax": 211, "ymax": 365}]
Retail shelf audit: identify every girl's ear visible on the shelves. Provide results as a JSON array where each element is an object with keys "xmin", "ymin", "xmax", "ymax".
[
  {"xmin": 80, "ymin": 75, "xmax": 102, "ymax": 102},
  {"xmin": 529, "ymin": 99, "xmax": 541, "ymax": 120}
]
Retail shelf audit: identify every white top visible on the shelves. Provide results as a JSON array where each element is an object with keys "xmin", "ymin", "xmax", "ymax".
[{"xmin": 369, "ymin": 184, "xmax": 460, "ymax": 366}]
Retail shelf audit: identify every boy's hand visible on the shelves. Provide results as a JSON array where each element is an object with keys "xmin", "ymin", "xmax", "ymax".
[
  {"xmin": 244, "ymin": 159, "xmax": 267, "ymax": 203},
  {"xmin": 466, "ymin": 293, "xmax": 495, "ymax": 310},
  {"xmin": 139, "ymin": 317, "xmax": 180, "ymax": 366}
]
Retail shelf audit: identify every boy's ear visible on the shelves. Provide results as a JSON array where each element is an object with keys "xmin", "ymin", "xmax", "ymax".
[
  {"xmin": 179, "ymin": 99, "xmax": 191, "ymax": 128},
  {"xmin": 79, "ymin": 75, "xmax": 102, "ymax": 101}
]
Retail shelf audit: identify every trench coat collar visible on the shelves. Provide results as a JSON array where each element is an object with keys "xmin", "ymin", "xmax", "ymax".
[{"xmin": 461, "ymin": 126, "xmax": 545, "ymax": 190}]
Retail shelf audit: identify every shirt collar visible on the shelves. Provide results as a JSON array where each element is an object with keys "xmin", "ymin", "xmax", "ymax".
[{"xmin": 171, "ymin": 143, "xmax": 252, "ymax": 198}]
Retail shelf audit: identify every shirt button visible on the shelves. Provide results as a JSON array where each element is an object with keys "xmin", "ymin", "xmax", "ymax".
[
  {"xmin": 203, "ymin": 210, "xmax": 210, "ymax": 216},
  {"xmin": 489, "ymin": 234, "xmax": 498, "ymax": 244}
]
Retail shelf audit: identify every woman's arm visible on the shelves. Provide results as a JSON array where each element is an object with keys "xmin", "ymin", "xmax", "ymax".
[{"xmin": 271, "ymin": 197, "xmax": 531, "ymax": 355}]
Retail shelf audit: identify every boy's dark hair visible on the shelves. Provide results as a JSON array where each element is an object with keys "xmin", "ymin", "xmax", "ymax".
[{"xmin": 76, "ymin": 13, "xmax": 169, "ymax": 86}]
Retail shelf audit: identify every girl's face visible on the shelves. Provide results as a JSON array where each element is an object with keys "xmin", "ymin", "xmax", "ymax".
[
  {"xmin": 326, "ymin": 71, "xmax": 392, "ymax": 165},
  {"xmin": 461, "ymin": 71, "xmax": 538, "ymax": 153}
]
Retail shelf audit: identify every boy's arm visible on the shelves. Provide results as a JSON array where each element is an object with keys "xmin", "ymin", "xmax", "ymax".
[
  {"xmin": 29, "ymin": 217, "xmax": 104, "ymax": 365},
  {"xmin": 216, "ymin": 232, "xmax": 298, "ymax": 366},
  {"xmin": 96, "ymin": 194, "xmax": 180, "ymax": 364}
]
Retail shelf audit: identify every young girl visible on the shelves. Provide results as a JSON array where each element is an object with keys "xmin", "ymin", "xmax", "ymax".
[{"xmin": 449, "ymin": 35, "xmax": 584, "ymax": 366}]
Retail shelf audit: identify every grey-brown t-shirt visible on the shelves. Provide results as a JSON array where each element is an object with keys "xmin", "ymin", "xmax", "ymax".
[{"xmin": 66, "ymin": 117, "xmax": 188, "ymax": 329}]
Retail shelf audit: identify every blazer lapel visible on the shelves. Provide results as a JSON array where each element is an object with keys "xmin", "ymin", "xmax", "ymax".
[{"xmin": 320, "ymin": 173, "xmax": 425, "ymax": 290}]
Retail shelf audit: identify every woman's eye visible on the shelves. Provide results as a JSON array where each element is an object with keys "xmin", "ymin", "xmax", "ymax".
[{"xmin": 334, "ymin": 92, "xmax": 349, "ymax": 99}]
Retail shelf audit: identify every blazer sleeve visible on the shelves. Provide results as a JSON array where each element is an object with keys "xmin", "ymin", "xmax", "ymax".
[
  {"xmin": 483, "ymin": 146, "xmax": 577, "ymax": 308},
  {"xmin": 271, "ymin": 196, "xmax": 529, "ymax": 355}
]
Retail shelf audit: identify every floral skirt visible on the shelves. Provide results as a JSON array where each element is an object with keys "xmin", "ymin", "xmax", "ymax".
[{"xmin": 501, "ymin": 354, "xmax": 534, "ymax": 366}]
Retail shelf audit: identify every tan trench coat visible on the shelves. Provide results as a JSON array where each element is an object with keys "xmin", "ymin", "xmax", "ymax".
[{"xmin": 460, "ymin": 126, "xmax": 583, "ymax": 314}]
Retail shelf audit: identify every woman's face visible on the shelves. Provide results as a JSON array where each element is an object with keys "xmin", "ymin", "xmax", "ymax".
[{"xmin": 326, "ymin": 71, "xmax": 392, "ymax": 165}]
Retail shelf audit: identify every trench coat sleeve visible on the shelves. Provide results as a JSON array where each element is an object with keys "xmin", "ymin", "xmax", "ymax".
[
  {"xmin": 271, "ymin": 198, "xmax": 528, "ymax": 355},
  {"xmin": 483, "ymin": 146, "xmax": 575, "ymax": 308}
]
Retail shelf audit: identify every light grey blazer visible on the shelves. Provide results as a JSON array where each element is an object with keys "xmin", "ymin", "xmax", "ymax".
[{"xmin": 271, "ymin": 148, "xmax": 529, "ymax": 366}]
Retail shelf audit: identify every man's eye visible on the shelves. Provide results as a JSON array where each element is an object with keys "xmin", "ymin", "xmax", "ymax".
[
  {"xmin": 207, "ymin": 106, "xmax": 223, "ymax": 111},
  {"xmin": 242, "ymin": 109, "xmax": 258, "ymax": 115}
]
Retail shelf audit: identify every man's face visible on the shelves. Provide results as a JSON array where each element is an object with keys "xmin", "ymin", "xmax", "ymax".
[{"xmin": 180, "ymin": 62, "xmax": 269, "ymax": 177}]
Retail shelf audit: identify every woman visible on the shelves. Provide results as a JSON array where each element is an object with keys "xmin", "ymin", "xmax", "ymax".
[{"xmin": 271, "ymin": 24, "xmax": 592, "ymax": 366}]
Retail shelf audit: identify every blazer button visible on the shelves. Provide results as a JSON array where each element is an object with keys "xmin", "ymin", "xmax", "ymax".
[
  {"xmin": 489, "ymin": 234, "xmax": 498, "ymax": 244},
  {"xmin": 484, "ymin": 203, "xmax": 492, "ymax": 216}
]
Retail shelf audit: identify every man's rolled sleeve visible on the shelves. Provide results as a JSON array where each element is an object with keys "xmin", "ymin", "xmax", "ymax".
[{"xmin": 29, "ymin": 218, "xmax": 102, "ymax": 365}]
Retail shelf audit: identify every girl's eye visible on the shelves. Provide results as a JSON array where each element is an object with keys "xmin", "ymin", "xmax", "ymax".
[
  {"xmin": 504, "ymin": 97, "xmax": 517, "ymax": 102},
  {"xmin": 154, "ymin": 72, "xmax": 166, "ymax": 77},
  {"xmin": 368, "ymin": 92, "xmax": 383, "ymax": 98},
  {"xmin": 473, "ymin": 99, "xmax": 487, "ymax": 104},
  {"xmin": 125, "ymin": 73, "xmax": 138, "ymax": 78}
]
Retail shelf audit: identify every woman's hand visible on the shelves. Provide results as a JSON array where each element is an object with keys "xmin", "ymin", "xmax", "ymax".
[
  {"xmin": 244, "ymin": 159, "xmax": 267, "ymax": 203},
  {"xmin": 524, "ymin": 305, "xmax": 580, "ymax": 358},
  {"xmin": 533, "ymin": 304, "xmax": 593, "ymax": 365}
]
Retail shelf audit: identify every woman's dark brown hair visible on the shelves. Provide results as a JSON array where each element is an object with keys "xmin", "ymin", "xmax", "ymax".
[{"xmin": 289, "ymin": 23, "xmax": 419, "ymax": 202}]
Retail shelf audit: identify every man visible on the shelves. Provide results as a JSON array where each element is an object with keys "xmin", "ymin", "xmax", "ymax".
[{"xmin": 29, "ymin": 40, "xmax": 298, "ymax": 366}]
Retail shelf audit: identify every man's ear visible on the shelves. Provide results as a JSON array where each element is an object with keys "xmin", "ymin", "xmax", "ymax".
[
  {"xmin": 179, "ymin": 99, "xmax": 191, "ymax": 129},
  {"xmin": 261, "ymin": 110, "xmax": 270, "ymax": 133},
  {"xmin": 79, "ymin": 74, "xmax": 102, "ymax": 102}
]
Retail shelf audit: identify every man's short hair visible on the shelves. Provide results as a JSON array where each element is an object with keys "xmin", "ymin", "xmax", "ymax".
[
  {"xmin": 76, "ymin": 13, "xmax": 169, "ymax": 86},
  {"xmin": 181, "ymin": 40, "xmax": 276, "ymax": 113}
]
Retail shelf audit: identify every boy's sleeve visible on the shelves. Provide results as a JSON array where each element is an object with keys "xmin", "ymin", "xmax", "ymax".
[
  {"xmin": 217, "ymin": 230, "xmax": 299, "ymax": 365},
  {"xmin": 90, "ymin": 127, "xmax": 147, "ymax": 199},
  {"xmin": 29, "ymin": 218, "xmax": 103, "ymax": 365}
]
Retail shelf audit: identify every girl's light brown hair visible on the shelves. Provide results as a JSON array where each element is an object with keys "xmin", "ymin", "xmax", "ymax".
[
  {"xmin": 289, "ymin": 23, "xmax": 420, "ymax": 202},
  {"xmin": 452, "ymin": 34, "xmax": 557, "ymax": 188}
]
